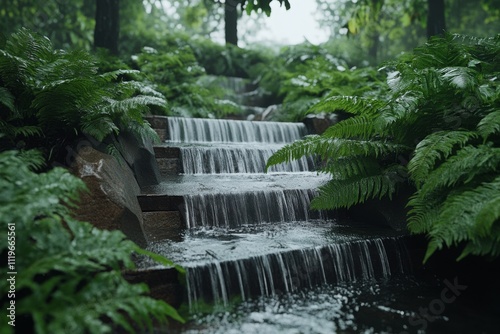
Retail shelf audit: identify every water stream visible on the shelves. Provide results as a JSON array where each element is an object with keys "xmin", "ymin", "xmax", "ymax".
[{"xmin": 139, "ymin": 117, "xmax": 497, "ymax": 333}]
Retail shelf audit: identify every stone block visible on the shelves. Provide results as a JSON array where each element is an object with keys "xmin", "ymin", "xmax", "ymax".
[{"xmin": 71, "ymin": 146, "xmax": 148, "ymax": 247}]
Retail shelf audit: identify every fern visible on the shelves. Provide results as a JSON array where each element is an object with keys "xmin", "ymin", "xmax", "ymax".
[
  {"xmin": 267, "ymin": 33, "xmax": 500, "ymax": 262},
  {"xmin": 417, "ymin": 145, "xmax": 500, "ymax": 198},
  {"xmin": 0, "ymin": 86, "xmax": 14, "ymax": 111},
  {"xmin": 438, "ymin": 66, "xmax": 479, "ymax": 90},
  {"xmin": 321, "ymin": 114, "xmax": 383, "ymax": 140},
  {"xmin": 0, "ymin": 28, "xmax": 164, "ymax": 163},
  {"xmin": 0, "ymin": 150, "xmax": 183, "ymax": 334},
  {"xmin": 408, "ymin": 131, "xmax": 477, "ymax": 187},
  {"xmin": 477, "ymin": 110, "xmax": 500, "ymax": 138},
  {"xmin": 309, "ymin": 95, "xmax": 386, "ymax": 116},
  {"xmin": 267, "ymin": 135, "xmax": 410, "ymax": 171},
  {"xmin": 422, "ymin": 176, "xmax": 500, "ymax": 261},
  {"xmin": 311, "ymin": 164, "xmax": 405, "ymax": 209}
]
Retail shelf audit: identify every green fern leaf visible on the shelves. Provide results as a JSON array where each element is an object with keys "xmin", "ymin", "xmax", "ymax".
[
  {"xmin": 81, "ymin": 116, "xmax": 119, "ymax": 142},
  {"xmin": 319, "ymin": 155, "xmax": 381, "ymax": 179},
  {"xmin": 311, "ymin": 164, "xmax": 403, "ymax": 209},
  {"xmin": 309, "ymin": 96, "xmax": 385, "ymax": 116},
  {"xmin": 267, "ymin": 135, "xmax": 410, "ymax": 171},
  {"xmin": 418, "ymin": 145, "xmax": 500, "ymax": 198},
  {"xmin": 408, "ymin": 130, "xmax": 477, "ymax": 186},
  {"xmin": 322, "ymin": 115, "xmax": 381, "ymax": 140},
  {"xmin": 104, "ymin": 95, "xmax": 166, "ymax": 115},
  {"xmin": 425, "ymin": 176, "xmax": 500, "ymax": 261},
  {"xmin": 0, "ymin": 86, "xmax": 15, "ymax": 111},
  {"xmin": 438, "ymin": 66, "xmax": 478, "ymax": 90},
  {"xmin": 13, "ymin": 125, "xmax": 43, "ymax": 138},
  {"xmin": 99, "ymin": 69, "xmax": 141, "ymax": 82},
  {"xmin": 477, "ymin": 110, "xmax": 500, "ymax": 138}
]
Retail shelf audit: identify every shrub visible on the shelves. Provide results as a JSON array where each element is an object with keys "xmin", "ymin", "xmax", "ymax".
[
  {"xmin": 0, "ymin": 150, "xmax": 184, "ymax": 333},
  {"xmin": 0, "ymin": 28, "xmax": 164, "ymax": 163},
  {"xmin": 267, "ymin": 33, "xmax": 500, "ymax": 261},
  {"xmin": 251, "ymin": 41, "xmax": 386, "ymax": 121}
]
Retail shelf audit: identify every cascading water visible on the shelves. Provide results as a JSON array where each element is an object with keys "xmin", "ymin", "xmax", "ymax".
[
  {"xmin": 177, "ymin": 143, "xmax": 314, "ymax": 174},
  {"xmin": 167, "ymin": 117, "xmax": 307, "ymax": 143},
  {"xmin": 142, "ymin": 116, "xmax": 415, "ymax": 325},
  {"xmin": 184, "ymin": 189, "xmax": 328, "ymax": 228},
  {"xmin": 185, "ymin": 237, "xmax": 412, "ymax": 311}
]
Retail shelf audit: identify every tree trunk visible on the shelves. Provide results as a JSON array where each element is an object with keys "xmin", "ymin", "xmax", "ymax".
[
  {"xmin": 427, "ymin": 0, "xmax": 446, "ymax": 38},
  {"xmin": 225, "ymin": 0, "xmax": 239, "ymax": 46},
  {"xmin": 94, "ymin": 0, "xmax": 119, "ymax": 55}
]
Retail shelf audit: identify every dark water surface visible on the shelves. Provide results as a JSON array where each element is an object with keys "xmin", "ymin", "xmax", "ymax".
[{"xmin": 169, "ymin": 276, "xmax": 497, "ymax": 334}]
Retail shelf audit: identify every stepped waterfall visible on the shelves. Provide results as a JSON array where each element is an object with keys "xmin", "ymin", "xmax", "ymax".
[
  {"xmin": 139, "ymin": 117, "xmax": 413, "ymax": 310},
  {"xmin": 135, "ymin": 116, "xmax": 465, "ymax": 333}
]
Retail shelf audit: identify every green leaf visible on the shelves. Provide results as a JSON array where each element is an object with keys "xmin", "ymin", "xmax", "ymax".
[{"xmin": 408, "ymin": 131, "xmax": 477, "ymax": 187}]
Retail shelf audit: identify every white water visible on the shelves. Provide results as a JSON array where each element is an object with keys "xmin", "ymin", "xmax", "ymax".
[
  {"xmin": 183, "ymin": 189, "xmax": 326, "ymax": 228},
  {"xmin": 167, "ymin": 117, "xmax": 307, "ymax": 143},
  {"xmin": 178, "ymin": 144, "xmax": 314, "ymax": 174},
  {"xmin": 186, "ymin": 237, "xmax": 411, "ymax": 311}
]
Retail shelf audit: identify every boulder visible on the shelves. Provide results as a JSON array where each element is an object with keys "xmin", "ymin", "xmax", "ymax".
[
  {"xmin": 116, "ymin": 129, "xmax": 162, "ymax": 187},
  {"xmin": 71, "ymin": 146, "xmax": 148, "ymax": 247}
]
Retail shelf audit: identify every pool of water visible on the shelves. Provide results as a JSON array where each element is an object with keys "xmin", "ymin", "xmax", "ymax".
[{"xmin": 166, "ymin": 276, "xmax": 497, "ymax": 334}]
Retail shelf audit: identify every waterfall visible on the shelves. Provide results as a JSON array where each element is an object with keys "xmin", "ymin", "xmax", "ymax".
[
  {"xmin": 186, "ymin": 237, "xmax": 412, "ymax": 311},
  {"xmin": 183, "ymin": 189, "xmax": 328, "ymax": 228},
  {"xmin": 143, "ymin": 116, "xmax": 413, "ymax": 318},
  {"xmin": 178, "ymin": 144, "xmax": 314, "ymax": 174},
  {"xmin": 167, "ymin": 117, "xmax": 307, "ymax": 143}
]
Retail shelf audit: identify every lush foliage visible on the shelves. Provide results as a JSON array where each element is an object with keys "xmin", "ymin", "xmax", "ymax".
[
  {"xmin": 0, "ymin": 150, "xmax": 184, "ymax": 333},
  {"xmin": 0, "ymin": 28, "xmax": 163, "ymax": 163},
  {"xmin": 317, "ymin": 0, "xmax": 500, "ymax": 63},
  {"xmin": 267, "ymin": 34, "xmax": 500, "ymax": 261},
  {"xmin": 251, "ymin": 41, "xmax": 385, "ymax": 121}
]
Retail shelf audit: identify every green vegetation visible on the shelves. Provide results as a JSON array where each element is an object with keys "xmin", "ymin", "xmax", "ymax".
[
  {"xmin": 0, "ymin": 150, "xmax": 184, "ymax": 333},
  {"xmin": 253, "ymin": 42, "xmax": 385, "ymax": 121},
  {"xmin": 0, "ymin": 29, "xmax": 184, "ymax": 332},
  {"xmin": 267, "ymin": 33, "xmax": 500, "ymax": 261},
  {"xmin": 0, "ymin": 28, "xmax": 163, "ymax": 164}
]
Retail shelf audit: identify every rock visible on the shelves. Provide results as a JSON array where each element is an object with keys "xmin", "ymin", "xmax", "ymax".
[
  {"xmin": 116, "ymin": 129, "xmax": 161, "ymax": 187},
  {"xmin": 303, "ymin": 113, "xmax": 335, "ymax": 135},
  {"xmin": 71, "ymin": 146, "xmax": 148, "ymax": 247},
  {"xmin": 303, "ymin": 112, "xmax": 352, "ymax": 135},
  {"xmin": 144, "ymin": 115, "xmax": 168, "ymax": 142}
]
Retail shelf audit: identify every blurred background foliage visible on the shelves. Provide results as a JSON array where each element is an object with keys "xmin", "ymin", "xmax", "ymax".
[{"xmin": 1, "ymin": 0, "xmax": 499, "ymax": 120}]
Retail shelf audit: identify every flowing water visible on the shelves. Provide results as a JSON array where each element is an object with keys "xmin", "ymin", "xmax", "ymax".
[{"xmin": 139, "ymin": 117, "xmax": 496, "ymax": 333}]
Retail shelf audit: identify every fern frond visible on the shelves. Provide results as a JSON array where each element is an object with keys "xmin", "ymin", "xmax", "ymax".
[
  {"xmin": 477, "ymin": 110, "xmax": 500, "ymax": 138},
  {"xmin": 126, "ymin": 121, "xmax": 160, "ymax": 144},
  {"xmin": 104, "ymin": 95, "xmax": 167, "ymax": 115},
  {"xmin": 407, "ymin": 184, "xmax": 444, "ymax": 234},
  {"xmin": 321, "ymin": 115, "xmax": 381, "ymax": 140},
  {"xmin": 13, "ymin": 125, "xmax": 43, "ymax": 138},
  {"xmin": 119, "ymin": 81, "xmax": 166, "ymax": 99},
  {"xmin": 99, "ymin": 69, "xmax": 141, "ymax": 82},
  {"xmin": 438, "ymin": 66, "xmax": 478, "ymax": 90},
  {"xmin": 0, "ymin": 86, "xmax": 15, "ymax": 111},
  {"xmin": 424, "ymin": 176, "xmax": 500, "ymax": 261},
  {"xmin": 266, "ymin": 135, "xmax": 410, "ymax": 171},
  {"xmin": 311, "ymin": 164, "xmax": 404, "ymax": 209},
  {"xmin": 308, "ymin": 96, "xmax": 386, "ymax": 116},
  {"xmin": 81, "ymin": 115, "xmax": 119, "ymax": 142},
  {"xmin": 418, "ymin": 145, "xmax": 500, "ymax": 198},
  {"xmin": 105, "ymin": 144, "xmax": 125, "ymax": 165},
  {"xmin": 319, "ymin": 155, "xmax": 381, "ymax": 179},
  {"xmin": 408, "ymin": 130, "xmax": 477, "ymax": 186}
]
